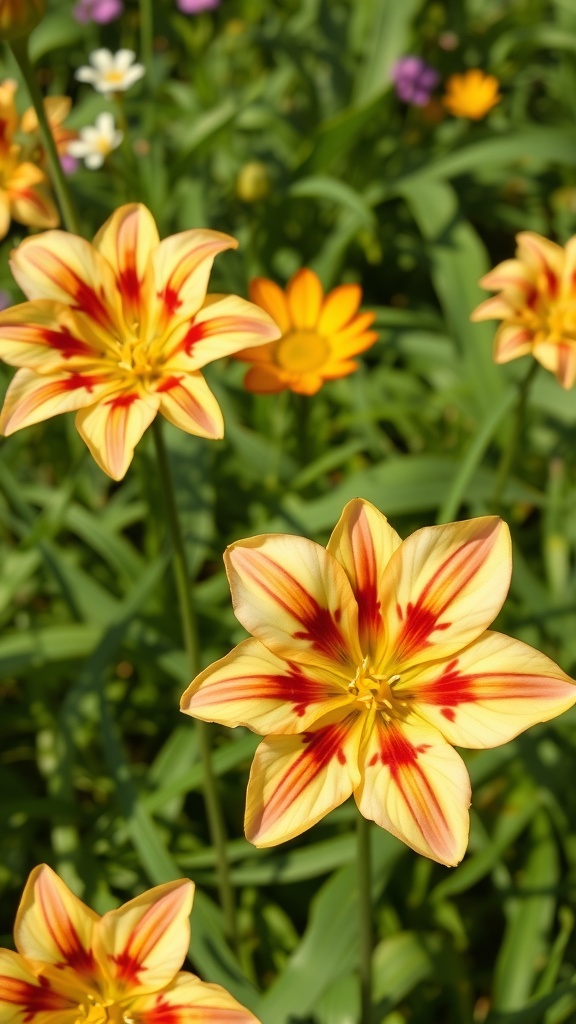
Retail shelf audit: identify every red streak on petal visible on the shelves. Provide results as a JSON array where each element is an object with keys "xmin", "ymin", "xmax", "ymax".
[
  {"xmin": 105, "ymin": 392, "xmax": 138, "ymax": 408},
  {"xmin": 545, "ymin": 266, "xmax": 558, "ymax": 298},
  {"xmin": 120, "ymin": 265, "xmax": 142, "ymax": 311},
  {"xmin": 63, "ymin": 372, "xmax": 104, "ymax": 392},
  {"xmin": 292, "ymin": 603, "xmax": 351, "ymax": 664},
  {"xmin": 42, "ymin": 328, "xmax": 95, "ymax": 360},
  {"xmin": 156, "ymin": 375, "xmax": 184, "ymax": 394},
  {"xmin": 441, "ymin": 707, "xmax": 456, "ymax": 721},
  {"xmin": 110, "ymin": 950, "xmax": 143, "ymax": 986},
  {"xmin": 337, "ymin": 747, "xmax": 346, "ymax": 765},
  {"xmin": 179, "ymin": 321, "xmax": 206, "ymax": 356},
  {"xmin": 158, "ymin": 285, "xmax": 182, "ymax": 319},
  {"xmin": 0, "ymin": 975, "xmax": 74, "ymax": 1019}
]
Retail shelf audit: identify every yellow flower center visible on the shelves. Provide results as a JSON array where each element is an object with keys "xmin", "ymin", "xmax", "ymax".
[
  {"xmin": 275, "ymin": 329, "xmax": 330, "ymax": 374},
  {"xmin": 545, "ymin": 302, "xmax": 576, "ymax": 340},
  {"xmin": 116, "ymin": 337, "xmax": 162, "ymax": 384},
  {"xmin": 103, "ymin": 70, "xmax": 125, "ymax": 85},
  {"xmin": 75, "ymin": 998, "xmax": 128, "ymax": 1023},
  {"xmin": 347, "ymin": 656, "xmax": 402, "ymax": 713}
]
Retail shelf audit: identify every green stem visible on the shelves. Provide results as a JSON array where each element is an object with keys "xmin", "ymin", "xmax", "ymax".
[
  {"xmin": 139, "ymin": 0, "xmax": 154, "ymax": 82},
  {"xmin": 151, "ymin": 418, "xmax": 238, "ymax": 950},
  {"xmin": 357, "ymin": 811, "xmax": 374, "ymax": 1024},
  {"xmin": 10, "ymin": 37, "xmax": 80, "ymax": 235},
  {"xmin": 492, "ymin": 360, "xmax": 539, "ymax": 511}
]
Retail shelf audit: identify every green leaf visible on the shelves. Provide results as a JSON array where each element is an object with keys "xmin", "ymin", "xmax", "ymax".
[{"xmin": 289, "ymin": 176, "xmax": 376, "ymax": 228}]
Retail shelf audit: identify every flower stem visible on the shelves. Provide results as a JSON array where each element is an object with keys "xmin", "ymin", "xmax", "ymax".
[
  {"xmin": 10, "ymin": 37, "xmax": 80, "ymax": 235},
  {"xmin": 151, "ymin": 417, "xmax": 238, "ymax": 950},
  {"xmin": 492, "ymin": 360, "xmax": 539, "ymax": 511},
  {"xmin": 357, "ymin": 811, "xmax": 374, "ymax": 1024}
]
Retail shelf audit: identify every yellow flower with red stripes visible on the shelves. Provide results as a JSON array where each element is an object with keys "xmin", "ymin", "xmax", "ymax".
[
  {"xmin": 0, "ymin": 203, "xmax": 280, "ymax": 478},
  {"xmin": 0, "ymin": 864, "xmax": 259, "ymax": 1024},
  {"xmin": 181, "ymin": 499, "xmax": 576, "ymax": 866},
  {"xmin": 472, "ymin": 231, "xmax": 576, "ymax": 388},
  {"xmin": 0, "ymin": 79, "xmax": 58, "ymax": 241},
  {"xmin": 234, "ymin": 268, "xmax": 378, "ymax": 394}
]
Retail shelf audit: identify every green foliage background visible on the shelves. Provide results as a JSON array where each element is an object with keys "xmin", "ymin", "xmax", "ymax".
[{"xmin": 2, "ymin": 0, "xmax": 576, "ymax": 1021}]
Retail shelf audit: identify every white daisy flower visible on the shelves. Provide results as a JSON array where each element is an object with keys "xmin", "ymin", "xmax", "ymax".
[
  {"xmin": 66, "ymin": 113, "xmax": 123, "ymax": 169},
  {"xmin": 75, "ymin": 48, "xmax": 145, "ymax": 95}
]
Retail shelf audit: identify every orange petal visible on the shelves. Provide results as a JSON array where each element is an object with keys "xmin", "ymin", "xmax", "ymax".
[
  {"xmin": 0, "ymin": 949, "xmax": 78, "ymax": 1024},
  {"xmin": 245, "ymin": 711, "xmax": 364, "ymax": 846},
  {"xmin": 8, "ymin": 163, "xmax": 59, "ymax": 230},
  {"xmin": 150, "ymin": 229, "xmax": 238, "ymax": 336},
  {"xmin": 75, "ymin": 390, "xmax": 160, "ymax": 480},
  {"xmin": 93, "ymin": 203, "xmax": 159, "ymax": 329},
  {"xmin": 286, "ymin": 268, "xmax": 323, "ymax": 329},
  {"xmin": 14, "ymin": 865, "xmax": 98, "ymax": 976},
  {"xmin": 156, "ymin": 372, "xmax": 223, "ymax": 439},
  {"xmin": 94, "ymin": 880, "xmax": 194, "ymax": 1000},
  {"xmin": 317, "ymin": 283, "xmax": 362, "ymax": 335},
  {"xmin": 355, "ymin": 714, "xmax": 470, "ymax": 865},
  {"xmin": 249, "ymin": 277, "xmax": 292, "ymax": 334},
  {"xmin": 165, "ymin": 295, "xmax": 280, "ymax": 370},
  {"xmin": 0, "ymin": 367, "xmax": 110, "ymax": 435},
  {"xmin": 129, "ymin": 971, "xmax": 259, "ymax": 1023},
  {"xmin": 181, "ymin": 636, "xmax": 351, "ymax": 735},
  {"xmin": 243, "ymin": 365, "xmax": 286, "ymax": 393}
]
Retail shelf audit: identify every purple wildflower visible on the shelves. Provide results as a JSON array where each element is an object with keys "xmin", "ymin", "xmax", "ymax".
[
  {"xmin": 391, "ymin": 56, "xmax": 439, "ymax": 107},
  {"xmin": 73, "ymin": 0, "xmax": 123, "ymax": 23},
  {"xmin": 176, "ymin": 0, "xmax": 220, "ymax": 12}
]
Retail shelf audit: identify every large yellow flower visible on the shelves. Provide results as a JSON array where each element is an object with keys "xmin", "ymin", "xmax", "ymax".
[
  {"xmin": 0, "ymin": 864, "xmax": 258, "ymax": 1023},
  {"xmin": 0, "ymin": 79, "xmax": 58, "ymax": 240},
  {"xmin": 471, "ymin": 231, "xmax": 576, "ymax": 388},
  {"xmin": 442, "ymin": 69, "xmax": 500, "ymax": 119},
  {"xmin": 181, "ymin": 499, "xmax": 576, "ymax": 866},
  {"xmin": 0, "ymin": 203, "xmax": 280, "ymax": 478},
  {"xmin": 234, "ymin": 268, "xmax": 378, "ymax": 394}
]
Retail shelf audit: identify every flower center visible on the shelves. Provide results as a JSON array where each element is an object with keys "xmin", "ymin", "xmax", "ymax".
[
  {"xmin": 103, "ymin": 70, "xmax": 125, "ymax": 86},
  {"xmin": 75, "ymin": 998, "xmax": 128, "ymax": 1023},
  {"xmin": 116, "ymin": 338, "xmax": 162, "ymax": 384},
  {"xmin": 545, "ymin": 302, "xmax": 576, "ymax": 341},
  {"xmin": 347, "ymin": 656, "xmax": 401, "ymax": 713},
  {"xmin": 275, "ymin": 329, "xmax": 330, "ymax": 373}
]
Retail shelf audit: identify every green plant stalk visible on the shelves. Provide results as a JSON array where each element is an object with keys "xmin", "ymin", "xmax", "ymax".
[
  {"xmin": 10, "ymin": 37, "xmax": 80, "ymax": 235},
  {"xmin": 139, "ymin": 0, "xmax": 154, "ymax": 82},
  {"xmin": 492, "ymin": 360, "xmax": 539, "ymax": 511},
  {"xmin": 357, "ymin": 810, "xmax": 374, "ymax": 1024},
  {"xmin": 151, "ymin": 417, "xmax": 238, "ymax": 950}
]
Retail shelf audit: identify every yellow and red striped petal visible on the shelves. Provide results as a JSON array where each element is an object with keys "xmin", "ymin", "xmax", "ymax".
[
  {"xmin": 380, "ymin": 517, "xmax": 511, "ymax": 669},
  {"xmin": 75, "ymin": 389, "xmax": 160, "ymax": 480},
  {"xmin": 93, "ymin": 203, "xmax": 159, "ymax": 329},
  {"xmin": 129, "ymin": 971, "xmax": 259, "ymax": 1023},
  {"xmin": 478, "ymin": 258, "xmax": 535, "ymax": 293},
  {"xmin": 94, "ymin": 880, "xmax": 193, "ymax": 999},
  {"xmin": 245, "ymin": 711, "xmax": 364, "ymax": 846},
  {"xmin": 355, "ymin": 714, "xmax": 470, "ymax": 866},
  {"xmin": 156, "ymin": 372, "xmax": 223, "ymax": 439},
  {"xmin": 327, "ymin": 499, "xmax": 401, "ymax": 664},
  {"xmin": 165, "ymin": 295, "xmax": 280, "ymax": 370},
  {"xmin": 317, "ymin": 283, "xmax": 362, "ymax": 335},
  {"xmin": 470, "ymin": 295, "xmax": 518, "ymax": 322},
  {"xmin": 225, "ymin": 534, "xmax": 361, "ymax": 673},
  {"xmin": 286, "ymin": 269, "xmax": 323, "ymax": 329},
  {"xmin": 516, "ymin": 232, "xmax": 564, "ymax": 285},
  {"xmin": 0, "ymin": 949, "xmax": 78, "ymax": 1024},
  {"xmin": 249, "ymin": 277, "xmax": 292, "ymax": 334},
  {"xmin": 150, "ymin": 229, "xmax": 238, "ymax": 335},
  {"xmin": 0, "ymin": 367, "xmax": 110, "ymax": 435},
  {"xmin": 0, "ymin": 301, "xmax": 107, "ymax": 373},
  {"xmin": 14, "ymin": 865, "xmax": 98, "ymax": 975},
  {"xmin": 8, "ymin": 163, "xmax": 59, "ymax": 231},
  {"xmin": 493, "ymin": 324, "xmax": 534, "ymax": 363},
  {"xmin": 401, "ymin": 630, "xmax": 576, "ymax": 748},
  {"xmin": 181, "ymin": 636, "xmax": 350, "ymax": 735},
  {"xmin": 533, "ymin": 338, "xmax": 576, "ymax": 389}
]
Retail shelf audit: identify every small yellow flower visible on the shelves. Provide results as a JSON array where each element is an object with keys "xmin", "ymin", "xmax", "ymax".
[
  {"xmin": 472, "ymin": 231, "xmax": 576, "ymax": 388},
  {"xmin": 442, "ymin": 69, "xmax": 500, "ymax": 119},
  {"xmin": 0, "ymin": 0, "xmax": 45, "ymax": 40},
  {"xmin": 0, "ymin": 79, "xmax": 58, "ymax": 240},
  {"xmin": 235, "ymin": 268, "xmax": 378, "ymax": 395}
]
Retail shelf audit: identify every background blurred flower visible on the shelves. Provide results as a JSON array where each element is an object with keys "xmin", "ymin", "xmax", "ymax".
[
  {"xmin": 177, "ymin": 0, "xmax": 220, "ymax": 12},
  {"xmin": 21, "ymin": 96, "xmax": 78, "ymax": 168},
  {"xmin": 235, "ymin": 269, "xmax": 378, "ymax": 394},
  {"xmin": 391, "ymin": 56, "xmax": 439, "ymax": 106},
  {"xmin": 73, "ymin": 0, "xmax": 123, "ymax": 22},
  {"xmin": 443, "ymin": 69, "xmax": 501, "ymax": 119},
  {"xmin": 236, "ymin": 161, "xmax": 270, "ymax": 202},
  {"xmin": 66, "ymin": 111, "xmax": 123, "ymax": 168},
  {"xmin": 75, "ymin": 48, "xmax": 144, "ymax": 95},
  {"xmin": 0, "ymin": 79, "xmax": 58, "ymax": 240},
  {"xmin": 0, "ymin": 0, "xmax": 44, "ymax": 40}
]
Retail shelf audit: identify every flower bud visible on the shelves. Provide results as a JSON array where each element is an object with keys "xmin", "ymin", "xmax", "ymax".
[
  {"xmin": 0, "ymin": 0, "xmax": 45, "ymax": 41},
  {"xmin": 236, "ymin": 161, "xmax": 270, "ymax": 203}
]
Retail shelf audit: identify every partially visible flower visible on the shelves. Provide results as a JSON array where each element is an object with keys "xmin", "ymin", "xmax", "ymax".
[
  {"xmin": 438, "ymin": 31, "xmax": 459, "ymax": 50},
  {"xmin": 181, "ymin": 499, "xmax": 576, "ymax": 864},
  {"xmin": 75, "ymin": 48, "xmax": 145, "ymax": 95},
  {"xmin": 66, "ymin": 112, "xmax": 123, "ymax": 169},
  {"xmin": 177, "ymin": 0, "xmax": 220, "ymax": 12},
  {"xmin": 0, "ymin": 864, "xmax": 259, "ymax": 1023},
  {"xmin": 236, "ymin": 161, "xmax": 270, "ymax": 202},
  {"xmin": 471, "ymin": 231, "xmax": 576, "ymax": 388},
  {"xmin": 0, "ymin": 79, "xmax": 58, "ymax": 241},
  {"xmin": 73, "ymin": 0, "xmax": 123, "ymax": 22},
  {"xmin": 0, "ymin": 203, "xmax": 280, "ymax": 478},
  {"xmin": 234, "ymin": 269, "xmax": 378, "ymax": 394},
  {"xmin": 60, "ymin": 153, "xmax": 79, "ymax": 175},
  {"xmin": 0, "ymin": 0, "xmax": 44, "ymax": 40},
  {"xmin": 442, "ymin": 69, "xmax": 500, "ymax": 119},
  {"xmin": 391, "ymin": 56, "xmax": 439, "ymax": 106},
  {"xmin": 21, "ymin": 96, "xmax": 78, "ymax": 167}
]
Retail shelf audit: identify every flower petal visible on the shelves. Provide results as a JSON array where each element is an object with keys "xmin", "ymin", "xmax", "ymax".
[
  {"xmin": 94, "ymin": 880, "xmax": 194, "ymax": 1000},
  {"xmin": 165, "ymin": 294, "xmax": 280, "ymax": 370},
  {"xmin": 150, "ymin": 229, "xmax": 238, "ymax": 335},
  {"xmin": 181, "ymin": 636, "xmax": 350, "ymax": 735},
  {"xmin": 156, "ymin": 373, "xmax": 223, "ymax": 439},
  {"xmin": 130, "ymin": 971, "xmax": 259, "ymax": 1023},
  {"xmin": 249, "ymin": 277, "xmax": 292, "ymax": 334},
  {"xmin": 224, "ymin": 533, "xmax": 362, "ymax": 673},
  {"xmin": 0, "ymin": 301, "xmax": 108, "ymax": 373},
  {"xmin": 493, "ymin": 324, "xmax": 534, "ymax": 363},
  {"xmin": 8, "ymin": 163, "xmax": 59, "ymax": 230},
  {"xmin": 533, "ymin": 338, "xmax": 576, "ymax": 389},
  {"xmin": 317, "ymin": 283, "xmax": 362, "ymax": 335},
  {"xmin": 355, "ymin": 714, "xmax": 470, "ymax": 865},
  {"xmin": 380, "ymin": 516, "xmax": 511, "ymax": 669},
  {"xmin": 286, "ymin": 268, "xmax": 323, "ymax": 329},
  {"xmin": 14, "ymin": 865, "xmax": 98, "ymax": 974},
  {"xmin": 75, "ymin": 390, "xmax": 160, "ymax": 480},
  {"xmin": 478, "ymin": 258, "xmax": 535, "ymax": 294},
  {"xmin": 243, "ymin": 365, "xmax": 286, "ymax": 393},
  {"xmin": 245, "ymin": 711, "xmax": 364, "ymax": 846},
  {"xmin": 406, "ymin": 630, "xmax": 576, "ymax": 747},
  {"xmin": 327, "ymin": 498, "xmax": 402, "ymax": 664},
  {"xmin": 93, "ymin": 203, "xmax": 159, "ymax": 328},
  {"xmin": 0, "ymin": 949, "xmax": 78, "ymax": 1024},
  {"xmin": 0, "ymin": 367, "xmax": 110, "ymax": 435}
]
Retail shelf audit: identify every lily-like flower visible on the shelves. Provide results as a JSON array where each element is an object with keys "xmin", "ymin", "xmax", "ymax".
[
  {"xmin": 0, "ymin": 79, "xmax": 58, "ymax": 240},
  {"xmin": 442, "ymin": 69, "xmax": 501, "ymax": 119},
  {"xmin": 181, "ymin": 499, "xmax": 576, "ymax": 865},
  {"xmin": 0, "ymin": 0, "xmax": 44, "ymax": 39},
  {"xmin": 471, "ymin": 231, "xmax": 576, "ymax": 388},
  {"xmin": 0, "ymin": 202, "xmax": 280, "ymax": 478},
  {"xmin": 75, "ymin": 48, "xmax": 145, "ymax": 95},
  {"xmin": 234, "ymin": 268, "xmax": 378, "ymax": 394},
  {"xmin": 0, "ymin": 863, "xmax": 259, "ymax": 1023},
  {"xmin": 66, "ymin": 112, "xmax": 123, "ymax": 169}
]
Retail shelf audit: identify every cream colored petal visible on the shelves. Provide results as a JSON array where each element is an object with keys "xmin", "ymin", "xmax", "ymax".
[
  {"xmin": 533, "ymin": 338, "xmax": 576, "ymax": 388},
  {"xmin": 0, "ymin": 949, "xmax": 78, "ymax": 1024},
  {"xmin": 14, "ymin": 865, "xmax": 98, "ymax": 974},
  {"xmin": 130, "ymin": 971, "xmax": 260, "ymax": 1023},
  {"xmin": 0, "ymin": 367, "xmax": 110, "ymax": 435},
  {"xmin": 0, "ymin": 301, "xmax": 108, "ymax": 373},
  {"xmin": 156, "ymin": 372, "xmax": 223, "ymax": 439},
  {"xmin": 75, "ymin": 389, "xmax": 160, "ymax": 480},
  {"xmin": 93, "ymin": 203, "xmax": 159, "ymax": 328},
  {"xmin": 164, "ymin": 294, "xmax": 280, "ymax": 370},
  {"xmin": 493, "ymin": 324, "xmax": 534, "ymax": 363},
  {"xmin": 149, "ymin": 229, "xmax": 238, "ymax": 336}
]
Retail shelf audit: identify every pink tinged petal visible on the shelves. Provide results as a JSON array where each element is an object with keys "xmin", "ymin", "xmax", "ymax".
[
  {"xmin": 245, "ymin": 711, "xmax": 364, "ymax": 846},
  {"xmin": 286, "ymin": 268, "xmax": 323, "ymax": 329},
  {"xmin": 14, "ymin": 865, "xmax": 97, "ymax": 974},
  {"xmin": 0, "ymin": 301, "xmax": 107, "ymax": 373},
  {"xmin": 402, "ymin": 630, "xmax": 576, "ymax": 748},
  {"xmin": 381, "ymin": 517, "xmax": 511, "ymax": 668},
  {"xmin": 94, "ymin": 880, "xmax": 194, "ymax": 999},
  {"xmin": 0, "ymin": 367, "xmax": 110, "ymax": 435},
  {"xmin": 74, "ymin": 390, "xmax": 160, "ymax": 480},
  {"xmin": 181, "ymin": 636, "xmax": 351, "ymax": 734},
  {"xmin": 225, "ymin": 534, "xmax": 362, "ymax": 673},
  {"xmin": 156, "ymin": 373, "xmax": 223, "ymax": 439},
  {"xmin": 0, "ymin": 949, "xmax": 78, "ymax": 1024},
  {"xmin": 150, "ymin": 229, "xmax": 238, "ymax": 335},
  {"xmin": 93, "ymin": 203, "xmax": 159, "ymax": 328},
  {"xmin": 355, "ymin": 715, "xmax": 470, "ymax": 866},
  {"xmin": 130, "ymin": 971, "xmax": 259, "ymax": 1023},
  {"xmin": 533, "ymin": 338, "xmax": 576, "ymax": 389},
  {"xmin": 166, "ymin": 295, "xmax": 281, "ymax": 369},
  {"xmin": 493, "ymin": 324, "xmax": 534, "ymax": 363}
]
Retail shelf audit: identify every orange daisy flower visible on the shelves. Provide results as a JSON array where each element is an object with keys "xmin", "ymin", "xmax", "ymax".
[
  {"xmin": 0, "ymin": 79, "xmax": 58, "ymax": 240},
  {"xmin": 442, "ymin": 69, "xmax": 501, "ymax": 120},
  {"xmin": 234, "ymin": 268, "xmax": 378, "ymax": 395}
]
